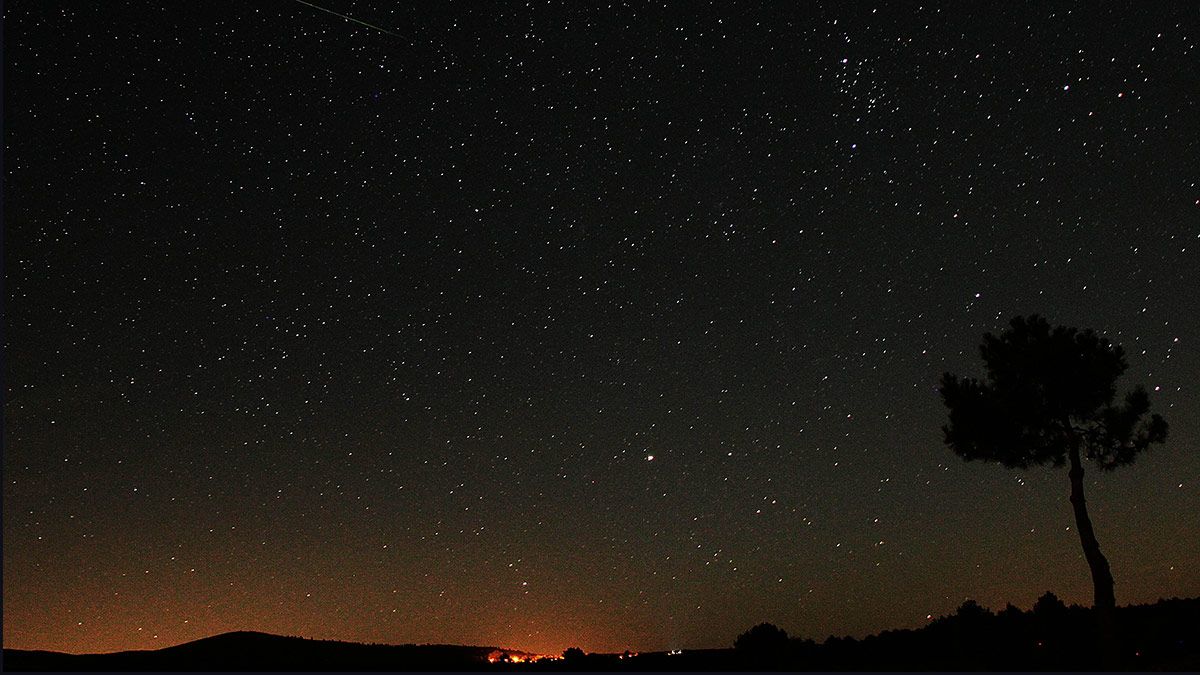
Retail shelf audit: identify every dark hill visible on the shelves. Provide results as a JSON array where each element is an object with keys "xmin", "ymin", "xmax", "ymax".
[{"xmin": 3, "ymin": 631, "xmax": 511, "ymax": 671}]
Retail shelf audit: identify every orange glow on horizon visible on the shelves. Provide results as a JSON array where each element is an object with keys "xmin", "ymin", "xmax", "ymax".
[{"xmin": 486, "ymin": 650, "xmax": 561, "ymax": 664}]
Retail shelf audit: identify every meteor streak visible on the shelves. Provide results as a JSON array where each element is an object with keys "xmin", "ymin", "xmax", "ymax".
[{"xmin": 290, "ymin": 0, "xmax": 403, "ymax": 38}]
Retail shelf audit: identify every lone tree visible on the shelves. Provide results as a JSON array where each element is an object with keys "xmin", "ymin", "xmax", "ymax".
[{"xmin": 939, "ymin": 315, "xmax": 1167, "ymax": 609}]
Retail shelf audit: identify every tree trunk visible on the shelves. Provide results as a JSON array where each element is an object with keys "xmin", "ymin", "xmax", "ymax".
[
  {"xmin": 1067, "ymin": 445, "xmax": 1115, "ymax": 609},
  {"xmin": 1067, "ymin": 443, "xmax": 1121, "ymax": 666}
]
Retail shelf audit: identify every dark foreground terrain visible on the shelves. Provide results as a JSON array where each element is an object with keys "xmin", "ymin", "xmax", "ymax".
[
  {"xmin": 5, "ymin": 596, "xmax": 1199, "ymax": 671},
  {"xmin": 3, "ymin": 632, "xmax": 513, "ymax": 672}
]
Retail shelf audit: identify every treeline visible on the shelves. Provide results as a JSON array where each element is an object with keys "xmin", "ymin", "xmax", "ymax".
[
  {"xmin": 528, "ymin": 594, "xmax": 1199, "ymax": 671},
  {"xmin": 748, "ymin": 594, "xmax": 1200, "ymax": 671}
]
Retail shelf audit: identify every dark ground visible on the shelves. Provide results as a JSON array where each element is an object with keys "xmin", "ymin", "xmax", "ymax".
[{"xmin": 5, "ymin": 596, "xmax": 1198, "ymax": 671}]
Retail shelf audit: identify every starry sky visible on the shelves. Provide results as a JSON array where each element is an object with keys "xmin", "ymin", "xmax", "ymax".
[{"xmin": 4, "ymin": 0, "xmax": 1199, "ymax": 657}]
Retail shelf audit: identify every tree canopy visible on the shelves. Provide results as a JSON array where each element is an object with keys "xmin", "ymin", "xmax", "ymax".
[{"xmin": 939, "ymin": 314, "xmax": 1167, "ymax": 470}]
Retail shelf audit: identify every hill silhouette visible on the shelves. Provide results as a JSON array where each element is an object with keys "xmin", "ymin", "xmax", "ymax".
[
  {"xmin": 3, "ymin": 630, "xmax": 532, "ymax": 671},
  {"xmin": 5, "ymin": 596, "xmax": 1198, "ymax": 671}
]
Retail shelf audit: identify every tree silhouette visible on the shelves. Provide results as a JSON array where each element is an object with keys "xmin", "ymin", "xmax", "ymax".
[
  {"xmin": 939, "ymin": 315, "xmax": 1167, "ymax": 610},
  {"xmin": 1033, "ymin": 591, "xmax": 1068, "ymax": 616},
  {"xmin": 954, "ymin": 599, "xmax": 993, "ymax": 621},
  {"xmin": 734, "ymin": 622, "xmax": 789, "ymax": 661}
]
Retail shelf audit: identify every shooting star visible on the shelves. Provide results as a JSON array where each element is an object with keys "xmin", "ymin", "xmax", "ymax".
[{"xmin": 290, "ymin": 0, "xmax": 403, "ymax": 38}]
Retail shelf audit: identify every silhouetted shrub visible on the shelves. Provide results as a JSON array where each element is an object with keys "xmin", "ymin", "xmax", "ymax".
[
  {"xmin": 1034, "ymin": 591, "xmax": 1068, "ymax": 616},
  {"xmin": 955, "ymin": 599, "xmax": 993, "ymax": 620},
  {"xmin": 734, "ymin": 622, "xmax": 789, "ymax": 653}
]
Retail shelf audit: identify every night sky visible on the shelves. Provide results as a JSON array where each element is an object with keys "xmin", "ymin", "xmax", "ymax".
[{"xmin": 4, "ymin": 1, "xmax": 1199, "ymax": 657}]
